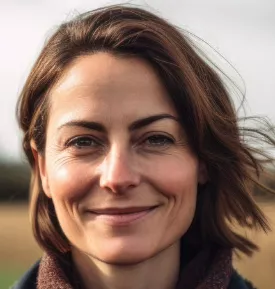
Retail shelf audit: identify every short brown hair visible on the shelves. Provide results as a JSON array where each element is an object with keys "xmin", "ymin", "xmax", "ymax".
[{"xmin": 17, "ymin": 4, "xmax": 275, "ymax": 257}]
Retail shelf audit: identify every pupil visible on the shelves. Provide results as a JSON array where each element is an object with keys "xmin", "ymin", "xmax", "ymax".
[
  {"xmin": 150, "ymin": 136, "xmax": 166, "ymax": 145},
  {"xmin": 77, "ymin": 139, "xmax": 92, "ymax": 146}
]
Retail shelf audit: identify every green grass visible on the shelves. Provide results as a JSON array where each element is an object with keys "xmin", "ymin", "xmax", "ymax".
[{"xmin": 0, "ymin": 269, "xmax": 24, "ymax": 289}]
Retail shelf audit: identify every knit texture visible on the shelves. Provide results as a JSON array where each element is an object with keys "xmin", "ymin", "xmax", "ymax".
[
  {"xmin": 37, "ymin": 254, "xmax": 73, "ymax": 289},
  {"xmin": 37, "ymin": 247, "xmax": 232, "ymax": 289}
]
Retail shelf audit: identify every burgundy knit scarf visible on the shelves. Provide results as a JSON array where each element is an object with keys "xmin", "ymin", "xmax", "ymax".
[{"xmin": 37, "ymin": 247, "xmax": 232, "ymax": 289}]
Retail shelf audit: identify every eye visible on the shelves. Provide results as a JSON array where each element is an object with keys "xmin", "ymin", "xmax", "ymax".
[
  {"xmin": 66, "ymin": 136, "xmax": 101, "ymax": 149},
  {"xmin": 143, "ymin": 134, "xmax": 174, "ymax": 147}
]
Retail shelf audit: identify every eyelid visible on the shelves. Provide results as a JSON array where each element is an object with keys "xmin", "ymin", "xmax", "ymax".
[
  {"xmin": 64, "ymin": 132, "xmax": 176, "ymax": 149},
  {"xmin": 64, "ymin": 135, "xmax": 102, "ymax": 147},
  {"xmin": 141, "ymin": 131, "xmax": 175, "ymax": 140},
  {"xmin": 134, "ymin": 131, "xmax": 176, "ymax": 146}
]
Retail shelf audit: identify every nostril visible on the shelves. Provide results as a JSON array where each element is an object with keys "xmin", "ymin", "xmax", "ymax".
[
  {"xmin": 99, "ymin": 172, "xmax": 141, "ymax": 194},
  {"xmin": 100, "ymin": 179, "xmax": 140, "ymax": 194}
]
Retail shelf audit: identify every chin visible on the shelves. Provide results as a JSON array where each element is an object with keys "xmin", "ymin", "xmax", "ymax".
[
  {"xmin": 88, "ymin": 239, "xmax": 158, "ymax": 265},
  {"xmin": 95, "ymin": 251, "xmax": 155, "ymax": 266}
]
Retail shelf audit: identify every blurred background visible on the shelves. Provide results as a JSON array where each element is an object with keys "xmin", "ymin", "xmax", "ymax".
[{"xmin": 0, "ymin": 0, "xmax": 274, "ymax": 288}]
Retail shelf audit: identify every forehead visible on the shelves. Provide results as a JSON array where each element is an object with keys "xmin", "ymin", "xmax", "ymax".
[{"xmin": 48, "ymin": 52, "xmax": 177, "ymax": 125}]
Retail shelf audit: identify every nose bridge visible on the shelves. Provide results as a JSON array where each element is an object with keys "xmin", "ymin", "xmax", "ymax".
[{"xmin": 99, "ymin": 142, "xmax": 140, "ymax": 192}]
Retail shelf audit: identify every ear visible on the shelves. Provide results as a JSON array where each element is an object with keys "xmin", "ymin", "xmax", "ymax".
[
  {"xmin": 198, "ymin": 161, "xmax": 208, "ymax": 185},
  {"xmin": 30, "ymin": 139, "xmax": 51, "ymax": 198}
]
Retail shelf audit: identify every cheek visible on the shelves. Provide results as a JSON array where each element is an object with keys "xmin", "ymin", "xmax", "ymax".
[
  {"xmin": 145, "ymin": 154, "xmax": 199, "ymax": 199},
  {"xmin": 45, "ymin": 159, "xmax": 97, "ymax": 242},
  {"xmin": 145, "ymin": 154, "xmax": 199, "ymax": 241},
  {"xmin": 46, "ymin": 158, "xmax": 95, "ymax": 201}
]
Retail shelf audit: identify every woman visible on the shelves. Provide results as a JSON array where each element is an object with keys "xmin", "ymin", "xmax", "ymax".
[{"xmin": 14, "ymin": 4, "xmax": 274, "ymax": 289}]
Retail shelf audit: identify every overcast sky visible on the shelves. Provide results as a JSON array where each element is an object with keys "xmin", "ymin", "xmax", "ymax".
[{"xmin": 1, "ymin": 0, "xmax": 274, "ymax": 162}]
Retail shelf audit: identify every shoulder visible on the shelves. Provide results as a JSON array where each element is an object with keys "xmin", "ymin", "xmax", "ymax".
[
  {"xmin": 228, "ymin": 270, "xmax": 257, "ymax": 289},
  {"xmin": 11, "ymin": 260, "xmax": 40, "ymax": 289}
]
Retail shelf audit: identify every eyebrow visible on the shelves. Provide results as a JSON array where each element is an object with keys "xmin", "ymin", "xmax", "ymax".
[
  {"xmin": 58, "ymin": 120, "xmax": 106, "ymax": 132},
  {"xmin": 129, "ymin": 114, "xmax": 179, "ymax": 131},
  {"xmin": 57, "ymin": 113, "xmax": 179, "ymax": 132}
]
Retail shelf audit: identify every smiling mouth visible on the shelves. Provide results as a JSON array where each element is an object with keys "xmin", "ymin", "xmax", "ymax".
[{"xmin": 86, "ymin": 206, "xmax": 158, "ymax": 226}]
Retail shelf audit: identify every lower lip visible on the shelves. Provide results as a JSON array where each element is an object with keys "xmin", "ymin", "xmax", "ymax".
[{"xmin": 87, "ymin": 208, "xmax": 156, "ymax": 226}]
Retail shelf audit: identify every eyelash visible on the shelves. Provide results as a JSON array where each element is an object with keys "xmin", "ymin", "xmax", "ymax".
[
  {"xmin": 65, "ymin": 134, "xmax": 174, "ymax": 150},
  {"xmin": 141, "ymin": 134, "xmax": 174, "ymax": 147},
  {"xmin": 65, "ymin": 136, "xmax": 102, "ymax": 149}
]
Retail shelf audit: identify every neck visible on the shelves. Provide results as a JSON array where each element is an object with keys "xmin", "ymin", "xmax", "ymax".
[{"xmin": 72, "ymin": 242, "xmax": 180, "ymax": 289}]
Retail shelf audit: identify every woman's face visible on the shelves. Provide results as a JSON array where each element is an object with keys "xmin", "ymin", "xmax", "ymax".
[{"xmin": 36, "ymin": 52, "xmax": 206, "ymax": 264}]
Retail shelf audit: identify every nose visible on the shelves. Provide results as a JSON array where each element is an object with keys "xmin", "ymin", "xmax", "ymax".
[{"xmin": 99, "ymin": 147, "xmax": 141, "ymax": 194}]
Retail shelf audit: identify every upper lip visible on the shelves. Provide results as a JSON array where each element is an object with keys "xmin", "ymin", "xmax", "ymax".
[{"xmin": 88, "ymin": 206, "xmax": 158, "ymax": 215}]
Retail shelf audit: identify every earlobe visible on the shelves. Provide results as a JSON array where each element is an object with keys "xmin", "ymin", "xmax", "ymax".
[
  {"xmin": 30, "ymin": 139, "xmax": 51, "ymax": 198},
  {"xmin": 198, "ymin": 161, "xmax": 208, "ymax": 185}
]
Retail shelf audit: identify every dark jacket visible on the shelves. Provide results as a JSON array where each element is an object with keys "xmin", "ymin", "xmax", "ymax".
[{"xmin": 12, "ymin": 261, "xmax": 256, "ymax": 289}]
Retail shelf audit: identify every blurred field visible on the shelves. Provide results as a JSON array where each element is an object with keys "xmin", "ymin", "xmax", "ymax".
[
  {"xmin": 0, "ymin": 202, "xmax": 274, "ymax": 289},
  {"xmin": 0, "ymin": 203, "xmax": 41, "ymax": 288},
  {"xmin": 233, "ymin": 201, "xmax": 275, "ymax": 289}
]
